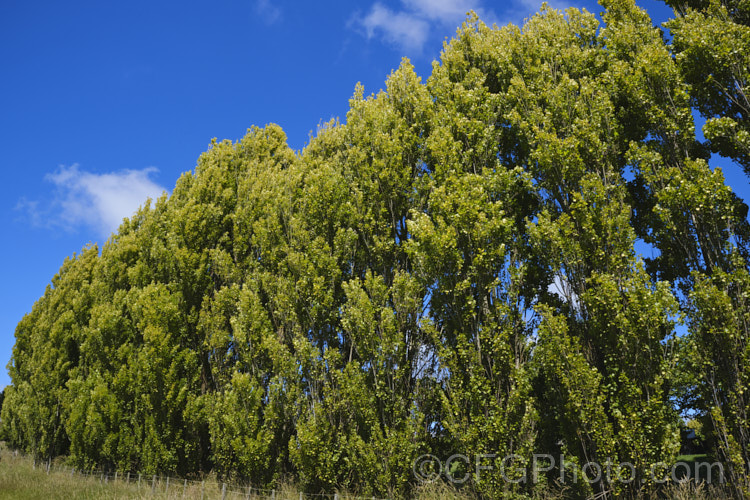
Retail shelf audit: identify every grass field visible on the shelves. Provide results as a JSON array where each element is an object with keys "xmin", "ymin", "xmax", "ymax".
[
  {"xmin": 0, "ymin": 448, "xmax": 299, "ymax": 500},
  {"xmin": 0, "ymin": 446, "xmax": 735, "ymax": 499},
  {"xmin": 0, "ymin": 447, "xmax": 429, "ymax": 500},
  {"xmin": 0, "ymin": 452, "xmax": 146, "ymax": 499}
]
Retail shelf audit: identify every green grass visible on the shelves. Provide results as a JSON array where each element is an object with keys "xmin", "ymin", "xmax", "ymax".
[
  {"xmin": 0, "ymin": 443, "xmax": 474, "ymax": 500},
  {"xmin": 673, "ymin": 454, "xmax": 718, "ymax": 484},
  {"xmin": 0, "ymin": 446, "xmax": 736, "ymax": 500},
  {"xmin": 0, "ymin": 448, "xmax": 276, "ymax": 500},
  {"xmin": 676, "ymin": 454, "xmax": 710, "ymax": 463},
  {"xmin": 0, "ymin": 455, "xmax": 145, "ymax": 499},
  {"xmin": 0, "ymin": 451, "xmax": 472, "ymax": 500}
]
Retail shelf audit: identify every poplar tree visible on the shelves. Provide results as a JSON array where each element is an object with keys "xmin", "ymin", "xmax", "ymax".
[{"xmin": 4, "ymin": 1, "xmax": 750, "ymax": 498}]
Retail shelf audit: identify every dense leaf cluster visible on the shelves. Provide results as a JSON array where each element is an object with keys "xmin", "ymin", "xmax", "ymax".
[{"xmin": 4, "ymin": 0, "xmax": 750, "ymax": 498}]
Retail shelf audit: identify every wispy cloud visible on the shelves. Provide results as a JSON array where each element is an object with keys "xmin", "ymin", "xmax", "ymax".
[
  {"xmin": 517, "ymin": 0, "xmax": 578, "ymax": 14},
  {"xmin": 351, "ymin": 0, "xmax": 488, "ymax": 53},
  {"xmin": 513, "ymin": 0, "xmax": 581, "ymax": 21},
  {"xmin": 404, "ymin": 0, "xmax": 493, "ymax": 25},
  {"xmin": 17, "ymin": 164, "xmax": 167, "ymax": 238},
  {"xmin": 357, "ymin": 3, "xmax": 431, "ymax": 53},
  {"xmin": 351, "ymin": 0, "xmax": 579, "ymax": 53},
  {"xmin": 254, "ymin": 0, "xmax": 282, "ymax": 25}
]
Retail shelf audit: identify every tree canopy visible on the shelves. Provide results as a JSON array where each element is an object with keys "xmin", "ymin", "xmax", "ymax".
[{"xmin": 4, "ymin": 0, "xmax": 750, "ymax": 498}]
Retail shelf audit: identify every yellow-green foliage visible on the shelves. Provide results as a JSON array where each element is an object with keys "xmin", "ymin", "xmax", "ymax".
[{"xmin": 4, "ymin": 1, "xmax": 750, "ymax": 499}]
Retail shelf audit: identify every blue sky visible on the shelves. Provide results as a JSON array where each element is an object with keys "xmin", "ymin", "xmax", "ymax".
[{"xmin": 1, "ymin": 0, "xmax": 746, "ymax": 389}]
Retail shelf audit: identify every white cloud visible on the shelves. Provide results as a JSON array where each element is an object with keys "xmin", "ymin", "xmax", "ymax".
[
  {"xmin": 19, "ymin": 164, "xmax": 167, "ymax": 238},
  {"xmin": 506, "ymin": 0, "xmax": 582, "ymax": 26},
  {"xmin": 516, "ymin": 0, "xmax": 577, "ymax": 14},
  {"xmin": 255, "ymin": 0, "xmax": 282, "ymax": 25},
  {"xmin": 404, "ymin": 0, "xmax": 505, "ymax": 27},
  {"xmin": 357, "ymin": 3, "xmax": 431, "ymax": 53},
  {"xmin": 350, "ymin": 0, "xmax": 494, "ymax": 53},
  {"xmin": 351, "ymin": 0, "xmax": 581, "ymax": 53},
  {"xmin": 403, "ymin": 0, "xmax": 481, "ymax": 24}
]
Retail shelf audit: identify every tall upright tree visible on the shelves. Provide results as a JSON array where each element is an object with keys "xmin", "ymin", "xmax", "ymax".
[
  {"xmin": 6, "ymin": 2, "xmax": 750, "ymax": 498},
  {"xmin": 664, "ymin": 0, "xmax": 750, "ymax": 174}
]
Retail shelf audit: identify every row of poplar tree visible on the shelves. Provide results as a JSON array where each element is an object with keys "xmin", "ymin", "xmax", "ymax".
[{"xmin": 3, "ymin": 0, "xmax": 750, "ymax": 498}]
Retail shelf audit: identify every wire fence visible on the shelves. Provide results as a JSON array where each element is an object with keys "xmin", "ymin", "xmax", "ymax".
[{"xmin": 3, "ymin": 448, "xmax": 391, "ymax": 500}]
